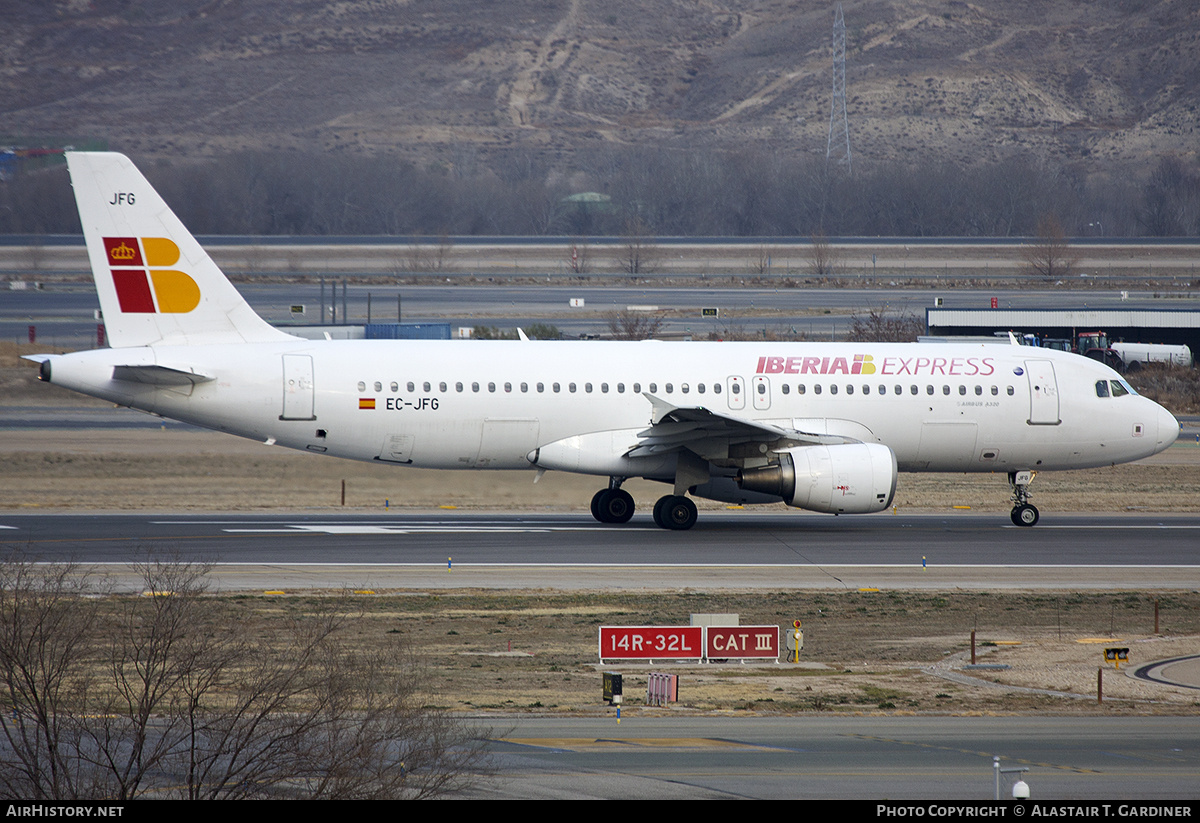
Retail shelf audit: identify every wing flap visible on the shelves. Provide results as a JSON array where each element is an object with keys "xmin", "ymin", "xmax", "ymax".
[{"xmin": 627, "ymin": 394, "xmax": 854, "ymax": 460}]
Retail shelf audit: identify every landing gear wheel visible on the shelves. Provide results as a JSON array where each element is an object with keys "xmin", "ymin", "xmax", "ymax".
[
  {"xmin": 652, "ymin": 495, "xmax": 669, "ymax": 528},
  {"xmin": 1011, "ymin": 504, "xmax": 1039, "ymax": 527},
  {"xmin": 654, "ymin": 495, "xmax": 697, "ymax": 531},
  {"xmin": 591, "ymin": 489, "xmax": 635, "ymax": 524},
  {"xmin": 590, "ymin": 490, "xmax": 607, "ymax": 523},
  {"xmin": 598, "ymin": 489, "xmax": 635, "ymax": 524}
]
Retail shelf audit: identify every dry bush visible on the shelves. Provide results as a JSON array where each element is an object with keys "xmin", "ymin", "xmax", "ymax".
[
  {"xmin": 847, "ymin": 307, "xmax": 925, "ymax": 343},
  {"xmin": 0, "ymin": 554, "xmax": 490, "ymax": 800},
  {"xmin": 808, "ymin": 231, "xmax": 840, "ymax": 276},
  {"xmin": 606, "ymin": 309, "xmax": 664, "ymax": 340},
  {"xmin": 1022, "ymin": 213, "xmax": 1078, "ymax": 280},
  {"xmin": 1126, "ymin": 363, "xmax": 1200, "ymax": 415}
]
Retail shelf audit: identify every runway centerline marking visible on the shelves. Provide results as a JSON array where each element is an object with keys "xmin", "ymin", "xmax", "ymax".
[{"xmin": 222, "ymin": 525, "xmax": 653, "ymax": 535}]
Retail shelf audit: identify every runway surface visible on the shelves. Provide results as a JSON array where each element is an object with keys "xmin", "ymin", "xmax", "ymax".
[{"xmin": 4, "ymin": 511, "xmax": 1199, "ymax": 591}]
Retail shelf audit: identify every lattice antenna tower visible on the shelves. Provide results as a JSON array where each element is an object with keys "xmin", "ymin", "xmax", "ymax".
[{"xmin": 826, "ymin": 3, "xmax": 851, "ymax": 174}]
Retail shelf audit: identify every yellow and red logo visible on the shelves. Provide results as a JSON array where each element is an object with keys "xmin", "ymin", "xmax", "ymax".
[
  {"xmin": 104, "ymin": 237, "xmax": 200, "ymax": 313},
  {"xmin": 358, "ymin": 398, "xmax": 376, "ymax": 410}
]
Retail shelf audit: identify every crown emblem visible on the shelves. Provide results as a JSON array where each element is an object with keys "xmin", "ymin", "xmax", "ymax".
[{"xmin": 110, "ymin": 242, "xmax": 137, "ymax": 261}]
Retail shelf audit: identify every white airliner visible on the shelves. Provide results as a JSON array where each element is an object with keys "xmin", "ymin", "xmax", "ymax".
[{"xmin": 28, "ymin": 153, "xmax": 1180, "ymax": 530}]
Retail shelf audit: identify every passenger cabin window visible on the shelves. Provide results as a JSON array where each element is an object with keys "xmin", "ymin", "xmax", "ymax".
[
  {"xmin": 357, "ymin": 382, "xmax": 366, "ymax": 392},
  {"xmin": 407, "ymin": 382, "xmax": 414, "ymax": 392},
  {"xmin": 488, "ymin": 382, "xmax": 496, "ymax": 393},
  {"xmin": 472, "ymin": 382, "xmax": 480, "ymax": 392},
  {"xmin": 375, "ymin": 382, "xmax": 383, "ymax": 392},
  {"xmin": 714, "ymin": 383, "xmax": 722, "ymax": 394},
  {"xmin": 390, "ymin": 381, "xmax": 398, "ymax": 392},
  {"xmin": 781, "ymin": 384, "xmax": 790, "ymax": 395},
  {"xmin": 456, "ymin": 382, "xmax": 464, "ymax": 392},
  {"xmin": 424, "ymin": 381, "xmax": 431, "ymax": 392},
  {"xmin": 797, "ymin": 384, "xmax": 806, "ymax": 395}
]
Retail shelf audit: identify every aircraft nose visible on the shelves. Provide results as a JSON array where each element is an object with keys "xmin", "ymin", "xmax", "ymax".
[{"xmin": 1156, "ymin": 403, "xmax": 1180, "ymax": 453}]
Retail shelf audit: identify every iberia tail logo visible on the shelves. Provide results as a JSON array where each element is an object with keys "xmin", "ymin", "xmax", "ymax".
[{"xmin": 103, "ymin": 237, "xmax": 200, "ymax": 313}]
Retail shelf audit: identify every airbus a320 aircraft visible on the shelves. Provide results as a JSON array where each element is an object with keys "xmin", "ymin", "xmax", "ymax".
[{"xmin": 28, "ymin": 153, "xmax": 1180, "ymax": 530}]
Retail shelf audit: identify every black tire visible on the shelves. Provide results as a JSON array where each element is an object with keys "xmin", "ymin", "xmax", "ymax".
[
  {"xmin": 599, "ymin": 489, "xmax": 635, "ymax": 524},
  {"xmin": 590, "ymin": 489, "xmax": 607, "ymax": 523},
  {"xmin": 662, "ymin": 495, "xmax": 698, "ymax": 531},
  {"xmin": 1011, "ymin": 504, "xmax": 1039, "ymax": 527},
  {"xmin": 652, "ymin": 495, "xmax": 670, "ymax": 528}
]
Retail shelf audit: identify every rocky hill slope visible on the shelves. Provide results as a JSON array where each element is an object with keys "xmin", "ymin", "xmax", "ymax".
[{"xmin": 5, "ymin": 0, "xmax": 1197, "ymax": 179}]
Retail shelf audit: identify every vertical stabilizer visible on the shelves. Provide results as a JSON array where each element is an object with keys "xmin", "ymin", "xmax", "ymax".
[{"xmin": 66, "ymin": 152, "xmax": 293, "ymax": 348}]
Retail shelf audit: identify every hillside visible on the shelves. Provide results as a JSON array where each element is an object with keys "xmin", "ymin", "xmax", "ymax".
[{"xmin": 5, "ymin": 0, "xmax": 1198, "ymax": 179}]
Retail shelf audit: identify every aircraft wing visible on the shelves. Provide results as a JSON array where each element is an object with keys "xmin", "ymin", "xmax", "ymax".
[{"xmin": 625, "ymin": 394, "xmax": 853, "ymax": 459}]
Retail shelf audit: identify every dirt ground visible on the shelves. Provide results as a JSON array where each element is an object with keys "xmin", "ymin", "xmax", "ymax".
[{"xmin": 153, "ymin": 587, "xmax": 1200, "ymax": 718}]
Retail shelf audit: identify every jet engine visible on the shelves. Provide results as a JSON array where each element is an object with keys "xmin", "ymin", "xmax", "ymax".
[{"xmin": 736, "ymin": 443, "xmax": 897, "ymax": 514}]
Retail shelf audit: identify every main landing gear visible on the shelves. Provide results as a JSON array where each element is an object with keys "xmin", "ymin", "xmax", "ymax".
[
  {"xmin": 589, "ymin": 478, "xmax": 699, "ymax": 530},
  {"xmin": 652, "ymin": 494, "xmax": 697, "ymax": 531},
  {"xmin": 1008, "ymin": 470, "xmax": 1039, "ymax": 527},
  {"xmin": 590, "ymin": 485, "xmax": 635, "ymax": 524}
]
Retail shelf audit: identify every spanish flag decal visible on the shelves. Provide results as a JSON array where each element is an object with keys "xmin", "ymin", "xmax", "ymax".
[
  {"xmin": 359, "ymin": 398, "xmax": 376, "ymax": 410},
  {"xmin": 104, "ymin": 236, "xmax": 200, "ymax": 313}
]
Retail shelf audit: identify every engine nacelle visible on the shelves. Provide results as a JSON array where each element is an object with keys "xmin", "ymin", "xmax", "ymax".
[{"xmin": 736, "ymin": 443, "xmax": 897, "ymax": 514}]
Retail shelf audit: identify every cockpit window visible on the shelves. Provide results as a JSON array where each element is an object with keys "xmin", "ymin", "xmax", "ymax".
[
  {"xmin": 1095, "ymin": 380, "xmax": 1110, "ymax": 398},
  {"xmin": 1110, "ymin": 380, "xmax": 1130, "ymax": 397}
]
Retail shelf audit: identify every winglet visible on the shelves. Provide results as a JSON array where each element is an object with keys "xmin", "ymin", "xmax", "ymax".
[{"xmin": 66, "ymin": 152, "xmax": 294, "ymax": 348}]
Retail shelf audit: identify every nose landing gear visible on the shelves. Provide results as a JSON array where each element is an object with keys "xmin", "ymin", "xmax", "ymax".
[{"xmin": 1009, "ymin": 470, "xmax": 1039, "ymax": 527}]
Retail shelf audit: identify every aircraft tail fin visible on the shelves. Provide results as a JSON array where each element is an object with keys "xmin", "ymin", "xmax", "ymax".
[{"xmin": 66, "ymin": 152, "xmax": 293, "ymax": 348}]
